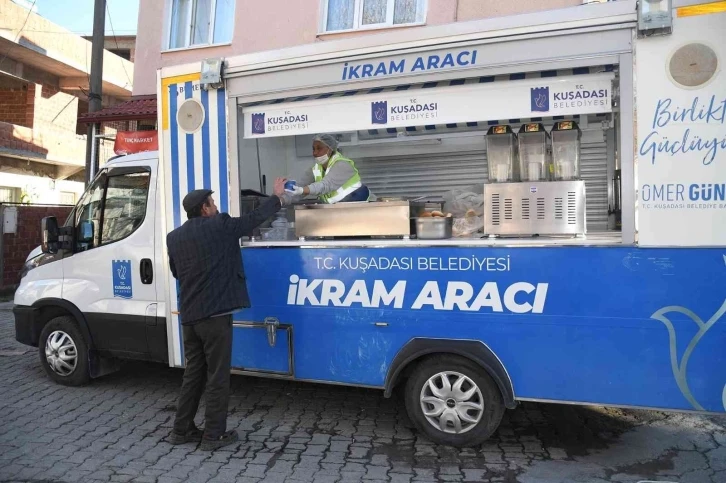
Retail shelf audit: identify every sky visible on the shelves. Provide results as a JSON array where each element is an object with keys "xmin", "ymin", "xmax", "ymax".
[{"xmin": 31, "ymin": 0, "xmax": 140, "ymax": 36}]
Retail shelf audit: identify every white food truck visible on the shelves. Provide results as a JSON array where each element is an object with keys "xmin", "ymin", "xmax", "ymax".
[{"xmin": 13, "ymin": 0, "xmax": 726, "ymax": 446}]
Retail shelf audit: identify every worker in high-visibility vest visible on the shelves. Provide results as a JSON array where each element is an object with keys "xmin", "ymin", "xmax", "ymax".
[{"xmin": 284, "ymin": 134, "xmax": 374, "ymax": 203}]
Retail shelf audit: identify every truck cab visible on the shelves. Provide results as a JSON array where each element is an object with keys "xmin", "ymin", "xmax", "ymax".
[{"xmin": 13, "ymin": 152, "xmax": 168, "ymax": 385}]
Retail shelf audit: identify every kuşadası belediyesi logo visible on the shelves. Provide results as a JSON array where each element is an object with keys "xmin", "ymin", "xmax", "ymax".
[{"xmin": 252, "ymin": 111, "xmax": 309, "ymax": 135}]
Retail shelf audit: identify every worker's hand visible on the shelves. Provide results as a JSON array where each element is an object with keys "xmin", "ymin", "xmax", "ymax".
[
  {"xmin": 273, "ymin": 177, "xmax": 287, "ymax": 197},
  {"xmin": 286, "ymin": 185, "xmax": 304, "ymax": 196}
]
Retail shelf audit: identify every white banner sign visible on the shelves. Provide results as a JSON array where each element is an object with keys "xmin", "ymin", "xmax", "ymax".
[
  {"xmin": 243, "ymin": 73, "xmax": 613, "ymax": 138},
  {"xmin": 636, "ymin": 10, "xmax": 726, "ymax": 246}
]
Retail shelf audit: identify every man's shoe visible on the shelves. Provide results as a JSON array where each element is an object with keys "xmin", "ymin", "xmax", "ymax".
[
  {"xmin": 199, "ymin": 430, "xmax": 239, "ymax": 451},
  {"xmin": 168, "ymin": 426, "xmax": 204, "ymax": 445}
]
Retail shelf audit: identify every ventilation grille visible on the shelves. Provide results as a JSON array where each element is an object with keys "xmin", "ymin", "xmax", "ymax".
[
  {"xmin": 567, "ymin": 191, "xmax": 577, "ymax": 224},
  {"xmin": 491, "ymin": 193, "xmax": 500, "ymax": 226},
  {"xmin": 537, "ymin": 198, "xmax": 545, "ymax": 220}
]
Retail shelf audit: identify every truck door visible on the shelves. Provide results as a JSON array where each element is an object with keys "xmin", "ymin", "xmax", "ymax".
[{"xmin": 62, "ymin": 161, "xmax": 159, "ymax": 359}]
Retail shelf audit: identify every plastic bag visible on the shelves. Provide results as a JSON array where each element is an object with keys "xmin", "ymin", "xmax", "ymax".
[
  {"xmin": 442, "ymin": 185, "xmax": 484, "ymax": 237},
  {"xmin": 452, "ymin": 214, "xmax": 483, "ymax": 237},
  {"xmin": 441, "ymin": 185, "xmax": 484, "ymax": 218}
]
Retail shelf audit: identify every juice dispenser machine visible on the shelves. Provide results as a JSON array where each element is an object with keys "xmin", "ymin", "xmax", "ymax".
[
  {"xmin": 551, "ymin": 120, "xmax": 581, "ymax": 180},
  {"xmin": 486, "ymin": 125, "xmax": 518, "ymax": 183},
  {"xmin": 484, "ymin": 120, "xmax": 586, "ymax": 237},
  {"xmin": 517, "ymin": 123, "xmax": 551, "ymax": 182}
]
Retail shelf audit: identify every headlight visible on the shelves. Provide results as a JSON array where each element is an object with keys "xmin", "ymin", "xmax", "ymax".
[{"xmin": 19, "ymin": 253, "xmax": 56, "ymax": 280}]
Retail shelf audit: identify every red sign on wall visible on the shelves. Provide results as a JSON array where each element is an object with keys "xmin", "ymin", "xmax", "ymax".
[{"xmin": 114, "ymin": 131, "xmax": 158, "ymax": 155}]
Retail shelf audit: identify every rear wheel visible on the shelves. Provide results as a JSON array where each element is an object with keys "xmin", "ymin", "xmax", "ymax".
[
  {"xmin": 404, "ymin": 355, "xmax": 505, "ymax": 447},
  {"xmin": 38, "ymin": 316, "xmax": 90, "ymax": 386}
]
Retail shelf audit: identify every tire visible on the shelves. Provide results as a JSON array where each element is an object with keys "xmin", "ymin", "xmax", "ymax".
[
  {"xmin": 404, "ymin": 355, "xmax": 505, "ymax": 447},
  {"xmin": 38, "ymin": 316, "xmax": 90, "ymax": 386}
]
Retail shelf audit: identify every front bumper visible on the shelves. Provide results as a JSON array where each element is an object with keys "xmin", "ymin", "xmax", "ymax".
[{"xmin": 13, "ymin": 305, "xmax": 40, "ymax": 347}]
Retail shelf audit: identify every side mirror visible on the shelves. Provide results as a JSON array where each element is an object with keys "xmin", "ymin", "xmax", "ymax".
[
  {"xmin": 41, "ymin": 217, "xmax": 59, "ymax": 254},
  {"xmin": 79, "ymin": 221, "xmax": 94, "ymax": 243}
]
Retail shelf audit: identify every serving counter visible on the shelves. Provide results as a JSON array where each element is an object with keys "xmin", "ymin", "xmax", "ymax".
[{"xmin": 242, "ymin": 231, "xmax": 622, "ymax": 248}]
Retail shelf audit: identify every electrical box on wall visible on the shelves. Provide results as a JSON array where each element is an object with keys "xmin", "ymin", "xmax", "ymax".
[
  {"xmin": 638, "ymin": 0, "xmax": 673, "ymax": 37},
  {"xmin": 3, "ymin": 206, "xmax": 18, "ymax": 234}
]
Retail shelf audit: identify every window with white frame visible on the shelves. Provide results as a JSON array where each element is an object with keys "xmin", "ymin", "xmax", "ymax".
[
  {"xmin": 323, "ymin": 0, "xmax": 427, "ymax": 33},
  {"xmin": 168, "ymin": 0, "xmax": 235, "ymax": 50},
  {"xmin": 60, "ymin": 191, "xmax": 76, "ymax": 205},
  {"xmin": 0, "ymin": 187, "xmax": 20, "ymax": 203}
]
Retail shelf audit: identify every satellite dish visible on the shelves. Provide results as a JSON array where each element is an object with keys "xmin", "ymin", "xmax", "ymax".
[{"xmin": 176, "ymin": 98, "xmax": 205, "ymax": 134}]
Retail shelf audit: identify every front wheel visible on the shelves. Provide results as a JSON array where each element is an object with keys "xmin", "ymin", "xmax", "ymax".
[
  {"xmin": 404, "ymin": 355, "xmax": 505, "ymax": 447},
  {"xmin": 38, "ymin": 316, "xmax": 90, "ymax": 386}
]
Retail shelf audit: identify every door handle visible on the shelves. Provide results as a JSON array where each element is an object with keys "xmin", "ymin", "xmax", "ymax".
[
  {"xmin": 264, "ymin": 317, "xmax": 279, "ymax": 347},
  {"xmin": 140, "ymin": 258, "xmax": 153, "ymax": 284}
]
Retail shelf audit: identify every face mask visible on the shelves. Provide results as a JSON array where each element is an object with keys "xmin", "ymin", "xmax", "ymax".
[{"xmin": 314, "ymin": 154, "xmax": 329, "ymax": 164}]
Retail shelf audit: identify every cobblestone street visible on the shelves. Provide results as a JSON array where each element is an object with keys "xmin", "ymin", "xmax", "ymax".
[{"xmin": 1, "ymin": 306, "xmax": 725, "ymax": 483}]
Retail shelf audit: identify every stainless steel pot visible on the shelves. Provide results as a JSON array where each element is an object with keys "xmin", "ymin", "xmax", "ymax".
[{"xmin": 415, "ymin": 217, "xmax": 453, "ymax": 239}]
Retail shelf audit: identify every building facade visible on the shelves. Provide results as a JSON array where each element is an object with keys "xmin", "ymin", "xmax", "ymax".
[
  {"xmin": 0, "ymin": 0, "xmax": 134, "ymax": 205},
  {"xmin": 83, "ymin": 35, "xmax": 137, "ymax": 63},
  {"xmin": 133, "ymin": 0, "xmax": 598, "ymax": 96}
]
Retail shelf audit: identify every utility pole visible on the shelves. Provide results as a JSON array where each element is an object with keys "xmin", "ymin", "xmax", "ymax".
[{"xmin": 85, "ymin": 0, "xmax": 106, "ymax": 186}]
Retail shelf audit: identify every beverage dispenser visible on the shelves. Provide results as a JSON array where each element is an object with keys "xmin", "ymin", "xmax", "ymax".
[
  {"xmin": 486, "ymin": 125, "xmax": 518, "ymax": 183},
  {"xmin": 551, "ymin": 121, "xmax": 582, "ymax": 181},
  {"xmin": 517, "ymin": 123, "xmax": 550, "ymax": 182}
]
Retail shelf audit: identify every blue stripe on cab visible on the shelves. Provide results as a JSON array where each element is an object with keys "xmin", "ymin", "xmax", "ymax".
[
  {"xmin": 169, "ymin": 84, "xmax": 180, "ymax": 229},
  {"xmin": 541, "ymin": 70, "xmax": 557, "ymax": 78},
  {"xmin": 184, "ymin": 82, "xmax": 195, "ymax": 194},
  {"xmin": 509, "ymin": 73, "xmax": 525, "ymax": 80},
  {"xmin": 201, "ymin": 89, "xmax": 211, "ymax": 190},
  {"xmin": 217, "ymin": 89, "xmax": 228, "ymax": 213},
  {"xmin": 573, "ymin": 67, "xmax": 590, "ymax": 75}
]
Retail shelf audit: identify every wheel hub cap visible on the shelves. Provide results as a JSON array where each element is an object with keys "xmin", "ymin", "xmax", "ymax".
[
  {"xmin": 420, "ymin": 371, "xmax": 484, "ymax": 434},
  {"xmin": 45, "ymin": 331, "xmax": 77, "ymax": 377}
]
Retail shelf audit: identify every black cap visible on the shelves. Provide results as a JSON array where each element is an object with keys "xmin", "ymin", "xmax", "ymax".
[{"xmin": 183, "ymin": 189, "xmax": 214, "ymax": 213}]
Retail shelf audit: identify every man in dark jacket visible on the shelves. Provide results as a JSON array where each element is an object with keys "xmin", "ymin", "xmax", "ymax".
[{"xmin": 167, "ymin": 178, "xmax": 289, "ymax": 451}]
